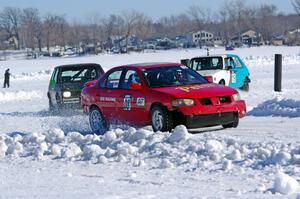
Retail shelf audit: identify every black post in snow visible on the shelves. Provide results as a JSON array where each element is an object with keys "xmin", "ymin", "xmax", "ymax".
[{"xmin": 274, "ymin": 54, "xmax": 282, "ymax": 92}]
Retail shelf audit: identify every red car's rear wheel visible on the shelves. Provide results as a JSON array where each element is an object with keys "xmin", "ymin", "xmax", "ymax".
[{"xmin": 89, "ymin": 107, "xmax": 108, "ymax": 135}]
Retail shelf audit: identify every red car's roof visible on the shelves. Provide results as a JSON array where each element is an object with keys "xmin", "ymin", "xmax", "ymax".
[{"xmin": 121, "ymin": 62, "xmax": 182, "ymax": 69}]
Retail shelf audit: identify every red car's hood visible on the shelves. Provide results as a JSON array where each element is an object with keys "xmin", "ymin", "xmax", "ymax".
[{"xmin": 152, "ymin": 83, "xmax": 237, "ymax": 98}]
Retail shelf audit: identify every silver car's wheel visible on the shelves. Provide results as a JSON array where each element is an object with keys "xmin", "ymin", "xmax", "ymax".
[{"xmin": 89, "ymin": 107, "xmax": 108, "ymax": 135}]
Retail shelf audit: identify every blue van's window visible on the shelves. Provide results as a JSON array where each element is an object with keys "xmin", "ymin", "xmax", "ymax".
[{"xmin": 232, "ymin": 57, "xmax": 242, "ymax": 68}]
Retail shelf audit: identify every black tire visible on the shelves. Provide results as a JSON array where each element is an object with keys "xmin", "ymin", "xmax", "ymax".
[
  {"xmin": 49, "ymin": 98, "xmax": 54, "ymax": 111},
  {"xmin": 241, "ymin": 79, "xmax": 249, "ymax": 92},
  {"xmin": 218, "ymin": 80, "xmax": 225, "ymax": 85},
  {"xmin": 222, "ymin": 114, "xmax": 239, "ymax": 128},
  {"xmin": 89, "ymin": 107, "xmax": 108, "ymax": 135},
  {"xmin": 151, "ymin": 105, "xmax": 173, "ymax": 132}
]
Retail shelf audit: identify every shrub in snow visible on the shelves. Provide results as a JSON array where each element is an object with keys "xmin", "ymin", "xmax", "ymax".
[
  {"xmin": 45, "ymin": 129, "xmax": 65, "ymax": 143},
  {"xmin": 167, "ymin": 125, "xmax": 190, "ymax": 144},
  {"xmin": 274, "ymin": 172, "xmax": 299, "ymax": 195},
  {"xmin": 62, "ymin": 143, "xmax": 82, "ymax": 158}
]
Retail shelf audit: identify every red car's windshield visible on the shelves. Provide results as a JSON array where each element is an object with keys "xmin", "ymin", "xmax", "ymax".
[{"xmin": 142, "ymin": 65, "xmax": 208, "ymax": 88}]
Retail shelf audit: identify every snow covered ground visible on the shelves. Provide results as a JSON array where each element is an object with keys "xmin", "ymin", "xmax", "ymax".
[{"xmin": 1, "ymin": 46, "xmax": 300, "ymax": 198}]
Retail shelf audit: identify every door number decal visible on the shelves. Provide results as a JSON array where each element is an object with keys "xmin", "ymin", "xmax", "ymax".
[
  {"xmin": 124, "ymin": 95, "xmax": 132, "ymax": 110},
  {"xmin": 231, "ymin": 72, "xmax": 236, "ymax": 83}
]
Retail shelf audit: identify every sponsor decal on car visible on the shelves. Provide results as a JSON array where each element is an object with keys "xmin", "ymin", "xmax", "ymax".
[
  {"xmin": 100, "ymin": 97, "xmax": 116, "ymax": 102},
  {"xmin": 175, "ymin": 84, "xmax": 213, "ymax": 92},
  {"xmin": 137, "ymin": 98, "xmax": 145, "ymax": 106}
]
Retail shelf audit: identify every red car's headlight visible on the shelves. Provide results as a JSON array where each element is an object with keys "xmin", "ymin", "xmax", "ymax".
[
  {"xmin": 232, "ymin": 93, "xmax": 241, "ymax": 101},
  {"xmin": 172, "ymin": 99, "xmax": 195, "ymax": 107}
]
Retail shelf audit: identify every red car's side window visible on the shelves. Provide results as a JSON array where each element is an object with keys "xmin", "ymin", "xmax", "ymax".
[
  {"xmin": 121, "ymin": 69, "xmax": 141, "ymax": 89},
  {"xmin": 101, "ymin": 70, "xmax": 123, "ymax": 89}
]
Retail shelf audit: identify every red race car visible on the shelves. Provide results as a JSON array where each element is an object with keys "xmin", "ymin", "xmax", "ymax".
[{"xmin": 81, "ymin": 62, "xmax": 246, "ymax": 134}]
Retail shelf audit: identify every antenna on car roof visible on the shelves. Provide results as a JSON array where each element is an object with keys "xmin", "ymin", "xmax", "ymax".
[{"xmin": 207, "ymin": 48, "xmax": 209, "ymax": 56}]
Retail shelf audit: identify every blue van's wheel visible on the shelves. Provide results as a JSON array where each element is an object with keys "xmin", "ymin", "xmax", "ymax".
[
  {"xmin": 89, "ymin": 107, "xmax": 108, "ymax": 135},
  {"xmin": 218, "ymin": 79, "xmax": 225, "ymax": 85},
  {"xmin": 241, "ymin": 79, "xmax": 249, "ymax": 91}
]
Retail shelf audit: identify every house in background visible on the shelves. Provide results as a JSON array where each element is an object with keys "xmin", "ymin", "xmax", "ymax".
[
  {"xmin": 174, "ymin": 35, "xmax": 195, "ymax": 48},
  {"xmin": 231, "ymin": 30, "xmax": 263, "ymax": 47},
  {"xmin": 271, "ymin": 35, "xmax": 285, "ymax": 46},
  {"xmin": 284, "ymin": 29, "xmax": 300, "ymax": 46},
  {"xmin": 192, "ymin": 30, "xmax": 214, "ymax": 47}
]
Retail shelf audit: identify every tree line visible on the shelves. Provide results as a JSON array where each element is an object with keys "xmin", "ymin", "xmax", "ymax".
[{"xmin": 1, "ymin": 0, "xmax": 300, "ymax": 52}]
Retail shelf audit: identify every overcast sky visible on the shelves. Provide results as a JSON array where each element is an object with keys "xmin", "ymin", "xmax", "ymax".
[{"xmin": 0, "ymin": 0, "xmax": 295, "ymax": 21}]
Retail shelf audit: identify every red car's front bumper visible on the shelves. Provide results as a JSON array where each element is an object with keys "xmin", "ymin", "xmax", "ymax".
[
  {"xmin": 175, "ymin": 99, "xmax": 247, "ymax": 118},
  {"xmin": 173, "ymin": 99, "xmax": 246, "ymax": 128}
]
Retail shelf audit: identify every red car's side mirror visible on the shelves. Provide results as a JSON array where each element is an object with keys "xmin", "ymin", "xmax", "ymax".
[
  {"xmin": 204, "ymin": 76, "xmax": 213, "ymax": 83},
  {"xmin": 84, "ymin": 80, "xmax": 97, "ymax": 87},
  {"xmin": 130, "ymin": 83, "xmax": 142, "ymax": 90}
]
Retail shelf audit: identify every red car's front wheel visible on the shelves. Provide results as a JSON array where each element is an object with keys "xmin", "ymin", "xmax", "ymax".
[{"xmin": 151, "ymin": 105, "xmax": 173, "ymax": 132}]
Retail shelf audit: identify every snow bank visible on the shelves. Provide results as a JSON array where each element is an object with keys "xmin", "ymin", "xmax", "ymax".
[
  {"xmin": 274, "ymin": 172, "xmax": 299, "ymax": 195},
  {"xmin": 1, "ymin": 124, "xmax": 300, "ymax": 179},
  {"xmin": 245, "ymin": 53, "xmax": 300, "ymax": 67},
  {"xmin": 11, "ymin": 70, "xmax": 52, "ymax": 81},
  {"xmin": 248, "ymin": 98, "xmax": 300, "ymax": 118},
  {"xmin": 0, "ymin": 90, "xmax": 43, "ymax": 102}
]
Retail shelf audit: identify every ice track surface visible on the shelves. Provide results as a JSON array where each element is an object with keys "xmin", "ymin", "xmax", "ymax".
[{"xmin": 1, "ymin": 46, "xmax": 300, "ymax": 198}]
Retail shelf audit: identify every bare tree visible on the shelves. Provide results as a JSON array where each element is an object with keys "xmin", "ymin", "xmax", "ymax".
[
  {"xmin": 21, "ymin": 8, "xmax": 42, "ymax": 51},
  {"xmin": 188, "ymin": 6, "xmax": 213, "ymax": 48},
  {"xmin": 292, "ymin": 0, "xmax": 300, "ymax": 14},
  {"xmin": 0, "ymin": 7, "xmax": 21, "ymax": 49},
  {"xmin": 55, "ymin": 15, "xmax": 68, "ymax": 51},
  {"xmin": 134, "ymin": 14, "xmax": 153, "ymax": 51},
  {"xmin": 256, "ymin": 4, "xmax": 278, "ymax": 44},
  {"xmin": 122, "ymin": 10, "xmax": 140, "ymax": 52},
  {"xmin": 86, "ymin": 13, "xmax": 104, "ymax": 53},
  {"xmin": 43, "ymin": 14, "xmax": 59, "ymax": 52},
  {"xmin": 102, "ymin": 14, "xmax": 117, "ymax": 49}
]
